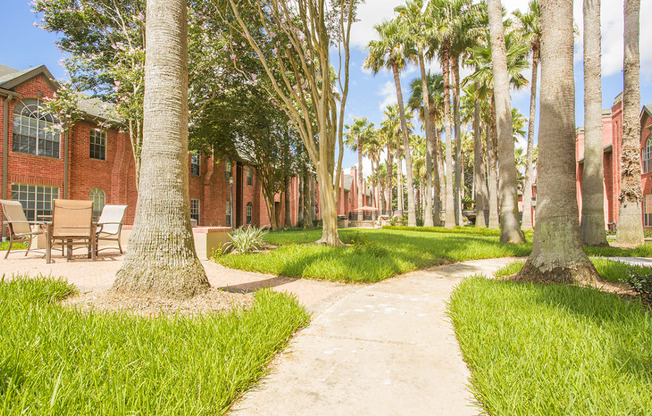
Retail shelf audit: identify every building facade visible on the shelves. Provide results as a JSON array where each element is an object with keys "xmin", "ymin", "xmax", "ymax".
[{"xmin": 575, "ymin": 93, "xmax": 652, "ymax": 230}]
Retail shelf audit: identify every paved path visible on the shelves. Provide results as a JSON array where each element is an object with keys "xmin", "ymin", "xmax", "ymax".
[{"xmin": 230, "ymin": 257, "xmax": 516, "ymax": 416}]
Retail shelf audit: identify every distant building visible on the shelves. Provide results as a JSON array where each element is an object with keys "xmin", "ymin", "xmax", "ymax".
[{"xmin": 575, "ymin": 93, "xmax": 652, "ymax": 230}]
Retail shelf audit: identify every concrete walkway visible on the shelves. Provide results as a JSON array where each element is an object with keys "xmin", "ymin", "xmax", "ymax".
[{"xmin": 230, "ymin": 257, "xmax": 516, "ymax": 416}]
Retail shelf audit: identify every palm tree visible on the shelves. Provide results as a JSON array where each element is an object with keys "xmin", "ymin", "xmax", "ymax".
[
  {"xmin": 486, "ymin": 0, "xmax": 525, "ymax": 244},
  {"xmin": 379, "ymin": 116, "xmax": 395, "ymax": 214},
  {"xmin": 428, "ymin": 0, "xmax": 466, "ymax": 228},
  {"xmin": 345, "ymin": 117, "xmax": 373, "ymax": 221},
  {"xmin": 397, "ymin": 0, "xmax": 436, "ymax": 227},
  {"xmin": 408, "ymin": 73, "xmax": 445, "ymax": 225},
  {"xmin": 513, "ymin": 0, "xmax": 540, "ymax": 231},
  {"xmin": 616, "ymin": 0, "xmax": 644, "ymax": 246},
  {"xmin": 113, "ymin": 0, "xmax": 209, "ymax": 297},
  {"xmin": 462, "ymin": 82, "xmax": 488, "ymax": 227},
  {"xmin": 517, "ymin": 0, "xmax": 599, "ymax": 284},
  {"xmin": 365, "ymin": 19, "xmax": 418, "ymax": 227}
]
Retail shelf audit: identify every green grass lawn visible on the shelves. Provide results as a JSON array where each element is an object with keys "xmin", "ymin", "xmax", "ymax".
[
  {"xmin": 449, "ymin": 277, "xmax": 652, "ymax": 415},
  {"xmin": 0, "ymin": 241, "xmax": 27, "ymax": 251},
  {"xmin": 0, "ymin": 276, "xmax": 310, "ymax": 415},
  {"xmin": 216, "ymin": 227, "xmax": 652, "ymax": 283},
  {"xmin": 215, "ymin": 228, "xmax": 533, "ymax": 283}
]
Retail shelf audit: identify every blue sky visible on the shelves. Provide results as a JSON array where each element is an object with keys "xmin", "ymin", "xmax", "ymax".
[{"xmin": 2, "ymin": 0, "xmax": 651, "ymax": 176}]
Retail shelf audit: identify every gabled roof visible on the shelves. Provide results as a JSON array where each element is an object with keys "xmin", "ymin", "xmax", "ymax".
[
  {"xmin": 0, "ymin": 64, "xmax": 58, "ymax": 91},
  {"xmin": 643, "ymin": 104, "xmax": 652, "ymax": 121}
]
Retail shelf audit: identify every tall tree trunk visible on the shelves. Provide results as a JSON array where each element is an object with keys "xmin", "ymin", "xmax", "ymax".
[
  {"xmin": 616, "ymin": 0, "xmax": 644, "ymax": 246},
  {"xmin": 391, "ymin": 62, "xmax": 417, "ymax": 226},
  {"xmin": 419, "ymin": 50, "xmax": 434, "ymax": 227},
  {"xmin": 114, "ymin": 0, "xmax": 209, "ymax": 298},
  {"xmin": 357, "ymin": 136, "xmax": 364, "ymax": 221},
  {"xmin": 316, "ymin": 162, "xmax": 342, "ymax": 246},
  {"xmin": 303, "ymin": 169, "xmax": 313, "ymax": 227},
  {"xmin": 442, "ymin": 44, "xmax": 455, "ymax": 228},
  {"xmin": 518, "ymin": 0, "xmax": 600, "ymax": 284},
  {"xmin": 432, "ymin": 123, "xmax": 442, "ymax": 226},
  {"xmin": 581, "ymin": 0, "xmax": 608, "ymax": 245},
  {"xmin": 284, "ymin": 175, "xmax": 292, "ymax": 227},
  {"xmin": 522, "ymin": 47, "xmax": 539, "ymax": 231},
  {"xmin": 386, "ymin": 144, "xmax": 393, "ymax": 214},
  {"xmin": 486, "ymin": 121, "xmax": 499, "ymax": 228},
  {"xmin": 298, "ymin": 174, "xmax": 304, "ymax": 225},
  {"xmin": 487, "ymin": 0, "xmax": 525, "ymax": 244},
  {"xmin": 452, "ymin": 55, "xmax": 463, "ymax": 226},
  {"xmin": 438, "ymin": 127, "xmax": 445, "ymax": 225},
  {"xmin": 396, "ymin": 142, "xmax": 403, "ymax": 215},
  {"xmin": 473, "ymin": 84, "xmax": 487, "ymax": 228}
]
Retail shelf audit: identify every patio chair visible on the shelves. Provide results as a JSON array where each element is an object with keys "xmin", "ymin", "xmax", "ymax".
[
  {"xmin": 0, "ymin": 199, "xmax": 46, "ymax": 259},
  {"xmin": 47, "ymin": 199, "xmax": 95, "ymax": 264},
  {"xmin": 95, "ymin": 205, "xmax": 128, "ymax": 254}
]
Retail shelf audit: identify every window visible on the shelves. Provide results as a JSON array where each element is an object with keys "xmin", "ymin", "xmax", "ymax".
[
  {"xmin": 246, "ymin": 202, "xmax": 253, "ymax": 225},
  {"xmin": 644, "ymin": 194, "xmax": 652, "ymax": 227},
  {"xmin": 90, "ymin": 129, "xmax": 106, "ymax": 160},
  {"xmin": 11, "ymin": 184, "xmax": 59, "ymax": 221},
  {"xmin": 191, "ymin": 198, "xmax": 200, "ymax": 224},
  {"xmin": 12, "ymin": 98, "xmax": 60, "ymax": 158},
  {"xmin": 226, "ymin": 201, "xmax": 232, "ymax": 227},
  {"xmin": 89, "ymin": 188, "xmax": 105, "ymax": 217},
  {"xmin": 191, "ymin": 153, "xmax": 200, "ymax": 176},
  {"xmin": 643, "ymin": 138, "xmax": 652, "ymax": 173},
  {"xmin": 246, "ymin": 167, "xmax": 253, "ymax": 186},
  {"xmin": 225, "ymin": 158, "xmax": 232, "ymax": 180}
]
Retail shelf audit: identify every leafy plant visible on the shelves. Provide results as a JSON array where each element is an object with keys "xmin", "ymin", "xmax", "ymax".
[
  {"xmin": 626, "ymin": 269, "xmax": 652, "ymax": 298},
  {"xmin": 224, "ymin": 226, "xmax": 268, "ymax": 254}
]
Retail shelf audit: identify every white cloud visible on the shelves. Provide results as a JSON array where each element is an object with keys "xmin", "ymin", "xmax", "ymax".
[
  {"xmin": 378, "ymin": 80, "xmax": 397, "ymax": 110},
  {"xmin": 350, "ymin": 0, "xmax": 405, "ymax": 50}
]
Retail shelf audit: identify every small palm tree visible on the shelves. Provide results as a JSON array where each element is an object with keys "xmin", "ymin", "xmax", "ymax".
[{"xmin": 345, "ymin": 117, "xmax": 373, "ymax": 221}]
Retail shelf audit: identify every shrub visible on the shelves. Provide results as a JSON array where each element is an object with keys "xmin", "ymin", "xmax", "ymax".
[
  {"xmin": 626, "ymin": 268, "xmax": 652, "ymax": 299},
  {"xmin": 224, "ymin": 226, "xmax": 268, "ymax": 254}
]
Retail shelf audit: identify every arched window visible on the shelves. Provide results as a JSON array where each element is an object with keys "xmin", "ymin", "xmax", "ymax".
[
  {"xmin": 90, "ymin": 188, "xmax": 106, "ymax": 217},
  {"xmin": 246, "ymin": 202, "xmax": 253, "ymax": 225},
  {"xmin": 13, "ymin": 98, "xmax": 60, "ymax": 158},
  {"xmin": 643, "ymin": 137, "xmax": 652, "ymax": 173}
]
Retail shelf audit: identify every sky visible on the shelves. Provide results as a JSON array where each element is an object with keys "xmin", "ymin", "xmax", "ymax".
[{"xmin": 1, "ymin": 0, "xmax": 651, "ymax": 178}]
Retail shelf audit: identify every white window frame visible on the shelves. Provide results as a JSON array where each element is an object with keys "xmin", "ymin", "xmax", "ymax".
[
  {"xmin": 246, "ymin": 202, "xmax": 253, "ymax": 225},
  {"xmin": 643, "ymin": 138, "xmax": 652, "ymax": 173},
  {"xmin": 90, "ymin": 129, "xmax": 107, "ymax": 160},
  {"xmin": 12, "ymin": 98, "xmax": 60, "ymax": 158},
  {"xmin": 89, "ymin": 187, "xmax": 106, "ymax": 217},
  {"xmin": 11, "ymin": 183, "xmax": 60, "ymax": 222},
  {"xmin": 191, "ymin": 153, "xmax": 200, "ymax": 176},
  {"xmin": 191, "ymin": 198, "xmax": 200, "ymax": 225}
]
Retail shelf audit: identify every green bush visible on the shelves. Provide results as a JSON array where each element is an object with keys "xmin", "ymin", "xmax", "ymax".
[
  {"xmin": 224, "ymin": 226, "xmax": 268, "ymax": 254},
  {"xmin": 626, "ymin": 268, "xmax": 652, "ymax": 299}
]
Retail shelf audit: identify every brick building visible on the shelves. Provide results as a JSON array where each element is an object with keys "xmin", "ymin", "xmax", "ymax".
[
  {"xmin": 0, "ymin": 63, "xmax": 302, "ymax": 231},
  {"xmin": 575, "ymin": 93, "xmax": 652, "ymax": 230}
]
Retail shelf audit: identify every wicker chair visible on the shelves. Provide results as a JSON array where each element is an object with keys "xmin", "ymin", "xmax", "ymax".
[
  {"xmin": 46, "ymin": 199, "xmax": 95, "ymax": 264},
  {"xmin": 95, "ymin": 205, "xmax": 128, "ymax": 254},
  {"xmin": 0, "ymin": 199, "xmax": 46, "ymax": 259}
]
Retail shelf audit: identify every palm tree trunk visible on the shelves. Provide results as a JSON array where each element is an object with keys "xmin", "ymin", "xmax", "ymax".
[
  {"xmin": 442, "ymin": 44, "xmax": 455, "ymax": 228},
  {"xmin": 432, "ymin": 122, "xmax": 442, "ymax": 226},
  {"xmin": 487, "ymin": 0, "xmax": 525, "ymax": 244},
  {"xmin": 581, "ymin": 0, "xmax": 608, "ymax": 245},
  {"xmin": 616, "ymin": 0, "xmax": 644, "ymax": 246},
  {"xmin": 357, "ymin": 136, "xmax": 364, "ymax": 221},
  {"xmin": 396, "ymin": 141, "xmax": 403, "ymax": 216},
  {"xmin": 452, "ymin": 55, "xmax": 462, "ymax": 226},
  {"xmin": 438, "ymin": 127, "xmax": 445, "ymax": 225},
  {"xmin": 391, "ymin": 62, "xmax": 417, "ymax": 227},
  {"xmin": 486, "ymin": 118, "xmax": 499, "ymax": 228},
  {"xmin": 386, "ymin": 144, "xmax": 393, "ymax": 214},
  {"xmin": 518, "ymin": 0, "xmax": 600, "ymax": 284},
  {"xmin": 114, "ymin": 0, "xmax": 209, "ymax": 298},
  {"xmin": 473, "ymin": 84, "xmax": 487, "ymax": 228},
  {"xmin": 522, "ymin": 47, "xmax": 538, "ymax": 231},
  {"xmin": 419, "ymin": 50, "xmax": 434, "ymax": 227}
]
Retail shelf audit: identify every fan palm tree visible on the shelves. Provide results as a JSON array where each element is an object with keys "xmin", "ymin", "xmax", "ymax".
[
  {"xmin": 114, "ymin": 0, "xmax": 209, "ymax": 297},
  {"xmin": 517, "ymin": 0, "xmax": 600, "ymax": 284},
  {"xmin": 486, "ymin": 0, "xmax": 525, "ymax": 244},
  {"xmin": 513, "ymin": 0, "xmax": 540, "ymax": 231},
  {"xmin": 365, "ymin": 19, "xmax": 417, "ymax": 226},
  {"xmin": 345, "ymin": 117, "xmax": 373, "ymax": 221},
  {"xmin": 408, "ymin": 73, "xmax": 445, "ymax": 225},
  {"xmin": 462, "ymin": 82, "xmax": 488, "ymax": 228},
  {"xmin": 379, "ymin": 117, "xmax": 395, "ymax": 214},
  {"xmin": 616, "ymin": 0, "xmax": 644, "ymax": 246}
]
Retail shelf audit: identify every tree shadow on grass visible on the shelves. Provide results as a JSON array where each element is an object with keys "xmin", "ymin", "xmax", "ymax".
[{"xmin": 216, "ymin": 276, "xmax": 297, "ymax": 294}]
